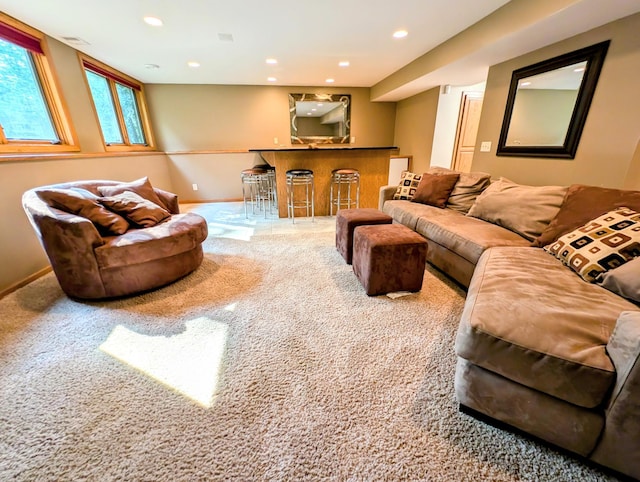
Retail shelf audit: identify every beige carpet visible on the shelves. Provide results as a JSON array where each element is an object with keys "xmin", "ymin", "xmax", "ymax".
[{"xmin": 0, "ymin": 207, "xmax": 620, "ymax": 481}]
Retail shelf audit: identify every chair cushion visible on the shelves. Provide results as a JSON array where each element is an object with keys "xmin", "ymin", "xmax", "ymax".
[
  {"xmin": 36, "ymin": 188, "xmax": 129, "ymax": 235},
  {"xmin": 100, "ymin": 191, "xmax": 171, "ymax": 227},
  {"xmin": 95, "ymin": 213, "xmax": 208, "ymax": 269},
  {"xmin": 456, "ymin": 246, "xmax": 638, "ymax": 408}
]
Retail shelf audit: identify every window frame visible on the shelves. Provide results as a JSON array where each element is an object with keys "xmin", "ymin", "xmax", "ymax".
[
  {"xmin": 0, "ymin": 13, "xmax": 78, "ymax": 154},
  {"xmin": 79, "ymin": 53, "xmax": 156, "ymax": 152}
]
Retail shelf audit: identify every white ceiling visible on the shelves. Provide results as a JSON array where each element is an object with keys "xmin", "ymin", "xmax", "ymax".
[{"xmin": 1, "ymin": 0, "xmax": 640, "ymax": 101}]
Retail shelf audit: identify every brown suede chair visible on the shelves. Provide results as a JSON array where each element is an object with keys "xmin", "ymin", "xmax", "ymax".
[{"xmin": 22, "ymin": 179, "xmax": 208, "ymax": 300}]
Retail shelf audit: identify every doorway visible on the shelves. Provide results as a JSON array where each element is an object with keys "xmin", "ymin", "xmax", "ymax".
[{"xmin": 451, "ymin": 92, "xmax": 483, "ymax": 172}]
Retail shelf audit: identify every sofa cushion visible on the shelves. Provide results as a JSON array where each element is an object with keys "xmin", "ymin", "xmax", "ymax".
[
  {"xmin": 533, "ymin": 184, "xmax": 640, "ymax": 247},
  {"xmin": 100, "ymin": 191, "xmax": 171, "ymax": 228},
  {"xmin": 545, "ymin": 207, "xmax": 640, "ymax": 282},
  {"xmin": 466, "ymin": 178, "xmax": 567, "ymax": 241},
  {"xmin": 411, "ymin": 172, "xmax": 459, "ymax": 208},
  {"xmin": 427, "ymin": 167, "xmax": 491, "ymax": 214},
  {"xmin": 95, "ymin": 212, "xmax": 208, "ymax": 269},
  {"xmin": 597, "ymin": 257, "xmax": 640, "ymax": 303},
  {"xmin": 392, "ymin": 171, "xmax": 423, "ymax": 200},
  {"xmin": 456, "ymin": 246, "xmax": 638, "ymax": 408},
  {"xmin": 97, "ymin": 177, "xmax": 166, "ymax": 209},
  {"xmin": 404, "ymin": 203, "xmax": 530, "ymax": 265},
  {"xmin": 36, "ymin": 188, "xmax": 129, "ymax": 235}
]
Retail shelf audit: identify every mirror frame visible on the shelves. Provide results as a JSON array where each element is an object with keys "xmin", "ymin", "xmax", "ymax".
[
  {"xmin": 289, "ymin": 93, "xmax": 351, "ymax": 144},
  {"xmin": 497, "ymin": 40, "xmax": 610, "ymax": 159}
]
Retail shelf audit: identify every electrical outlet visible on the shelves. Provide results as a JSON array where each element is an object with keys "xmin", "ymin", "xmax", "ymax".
[
  {"xmin": 192, "ymin": 183, "xmax": 198, "ymax": 191},
  {"xmin": 273, "ymin": 137, "xmax": 278, "ymax": 144},
  {"xmin": 350, "ymin": 136, "xmax": 356, "ymax": 144},
  {"xmin": 480, "ymin": 141, "xmax": 492, "ymax": 152}
]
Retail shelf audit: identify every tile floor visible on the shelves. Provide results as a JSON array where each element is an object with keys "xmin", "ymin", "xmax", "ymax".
[{"xmin": 181, "ymin": 201, "xmax": 336, "ymax": 239}]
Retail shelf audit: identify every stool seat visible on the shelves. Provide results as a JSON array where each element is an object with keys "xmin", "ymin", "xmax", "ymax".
[
  {"xmin": 352, "ymin": 223, "xmax": 428, "ymax": 296},
  {"xmin": 287, "ymin": 169, "xmax": 313, "ymax": 176},
  {"xmin": 335, "ymin": 208, "xmax": 393, "ymax": 264}
]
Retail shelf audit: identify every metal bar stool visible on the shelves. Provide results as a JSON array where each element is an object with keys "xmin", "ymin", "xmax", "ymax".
[
  {"xmin": 286, "ymin": 169, "xmax": 314, "ymax": 223},
  {"xmin": 330, "ymin": 168, "xmax": 360, "ymax": 216},
  {"xmin": 241, "ymin": 167, "xmax": 271, "ymax": 218}
]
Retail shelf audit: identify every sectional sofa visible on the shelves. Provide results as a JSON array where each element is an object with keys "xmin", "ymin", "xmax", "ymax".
[{"xmin": 379, "ymin": 168, "xmax": 640, "ymax": 480}]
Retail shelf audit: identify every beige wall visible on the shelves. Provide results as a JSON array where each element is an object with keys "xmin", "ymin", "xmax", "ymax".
[
  {"xmin": 146, "ymin": 84, "xmax": 396, "ymax": 152},
  {"xmin": 145, "ymin": 84, "xmax": 396, "ymax": 201},
  {"xmin": 393, "ymin": 87, "xmax": 440, "ymax": 174},
  {"xmin": 472, "ymin": 13, "xmax": 640, "ymax": 187}
]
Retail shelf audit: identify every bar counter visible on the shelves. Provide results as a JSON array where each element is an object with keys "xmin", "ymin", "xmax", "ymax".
[{"xmin": 251, "ymin": 146, "xmax": 398, "ymax": 218}]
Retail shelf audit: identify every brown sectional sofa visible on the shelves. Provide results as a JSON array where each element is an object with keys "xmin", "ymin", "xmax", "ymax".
[
  {"xmin": 380, "ymin": 169, "xmax": 640, "ymax": 480},
  {"xmin": 23, "ymin": 178, "xmax": 208, "ymax": 300}
]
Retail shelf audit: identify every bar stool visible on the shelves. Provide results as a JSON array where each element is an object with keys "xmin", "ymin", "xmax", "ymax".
[
  {"xmin": 253, "ymin": 163, "xmax": 277, "ymax": 214},
  {"xmin": 286, "ymin": 169, "xmax": 314, "ymax": 223},
  {"xmin": 330, "ymin": 168, "xmax": 360, "ymax": 216},
  {"xmin": 241, "ymin": 167, "xmax": 271, "ymax": 218}
]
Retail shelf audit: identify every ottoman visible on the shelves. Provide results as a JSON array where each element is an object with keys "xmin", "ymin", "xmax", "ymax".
[
  {"xmin": 352, "ymin": 224, "xmax": 428, "ymax": 296},
  {"xmin": 336, "ymin": 208, "xmax": 393, "ymax": 264}
]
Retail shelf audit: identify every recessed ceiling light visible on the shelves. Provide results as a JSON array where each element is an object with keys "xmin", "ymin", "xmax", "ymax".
[
  {"xmin": 145, "ymin": 63, "xmax": 160, "ymax": 69},
  {"xmin": 267, "ymin": 77, "xmax": 277, "ymax": 82},
  {"xmin": 217, "ymin": 33, "xmax": 234, "ymax": 42},
  {"xmin": 339, "ymin": 60, "xmax": 350, "ymax": 67},
  {"xmin": 143, "ymin": 16, "xmax": 163, "ymax": 27},
  {"xmin": 187, "ymin": 61, "xmax": 200, "ymax": 68},
  {"xmin": 326, "ymin": 78, "xmax": 335, "ymax": 83},
  {"xmin": 393, "ymin": 29, "xmax": 408, "ymax": 39},
  {"xmin": 266, "ymin": 58, "xmax": 278, "ymax": 65}
]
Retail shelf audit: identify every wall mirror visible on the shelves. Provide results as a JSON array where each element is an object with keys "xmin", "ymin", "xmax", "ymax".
[
  {"xmin": 289, "ymin": 93, "xmax": 351, "ymax": 144},
  {"xmin": 497, "ymin": 40, "xmax": 610, "ymax": 159}
]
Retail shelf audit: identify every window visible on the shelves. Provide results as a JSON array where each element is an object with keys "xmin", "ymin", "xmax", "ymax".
[
  {"xmin": 0, "ymin": 14, "xmax": 77, "ymax": 153},
  {"xmin": 80, "ymin": 55, "xmax": 155, "ymax": 151}
]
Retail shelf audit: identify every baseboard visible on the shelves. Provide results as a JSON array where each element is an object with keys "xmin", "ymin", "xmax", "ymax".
[{"xmin": 0, "ymin": 266, "xmax": 52, "ymax": 300}]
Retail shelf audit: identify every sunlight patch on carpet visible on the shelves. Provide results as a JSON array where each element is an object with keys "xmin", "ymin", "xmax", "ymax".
[{"xmin": 99, "ymin": 317, "xmax": 228, "ymax": 408}]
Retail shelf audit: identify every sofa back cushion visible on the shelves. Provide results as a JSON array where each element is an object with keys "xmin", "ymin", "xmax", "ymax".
[
  {"xmin": 466, "ymin": 178, "xmax": 568, "ymax": 241},
  {"xmin": 427, "ymin": 167, "xmax": 491, "ymax": 214},
  {"xmin": 533, "ymin": 184, "xmax": 640, "ymax": 247}
]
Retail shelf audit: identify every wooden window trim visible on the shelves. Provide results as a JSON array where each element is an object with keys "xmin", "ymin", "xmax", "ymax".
[
  {"xmin": 0, "ymin": 13, "xmax": 78, "ymax": 155},
  {"xmin": 78, "ymin": 53, "xmax": 156, "ymax": 152}
]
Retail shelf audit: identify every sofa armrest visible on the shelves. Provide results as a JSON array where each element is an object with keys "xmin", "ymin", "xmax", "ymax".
[
  {"xmin": 378, "ymin": 185, "xmax": 397, "ymax": 210},
  {"xmin": 590, "ymin": 311, "xmax": 640, "ymax": 479},
  {"xmin": 154, "ymin": 188, "xmax": 180, "ymax": 214}
]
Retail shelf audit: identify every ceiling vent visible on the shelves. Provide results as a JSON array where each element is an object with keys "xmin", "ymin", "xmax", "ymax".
[
  {"xmin": 61, "ymin": 36, "xmax": 90, "ymax": 46},
  {"xmin": 217, "ymin": 33, "xmax": 233, "ymax": 42}
]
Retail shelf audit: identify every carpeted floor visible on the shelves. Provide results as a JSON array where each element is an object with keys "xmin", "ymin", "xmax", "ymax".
[{"xmin": 0, "ymin": 203, "xmax": 621, "ymax": 481}]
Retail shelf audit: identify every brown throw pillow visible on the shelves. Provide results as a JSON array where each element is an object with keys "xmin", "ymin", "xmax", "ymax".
[
  {"xmin": 97, "ymin": 177, "xmax": 166, "ymax": 209},
  {"xmin": 410, "ymin": 173, "xmax": 460, "ymax": 208},
  {"xmin": 533, "ymin": 184, "xmax": 640, "ymax": 247},
  {"xmin": 37, "ymin": 188, "xmax": 129, "ymax": 235},
  {"xmin": 100, "ymin": 191, "xmax": 171, "ymax": 228}
]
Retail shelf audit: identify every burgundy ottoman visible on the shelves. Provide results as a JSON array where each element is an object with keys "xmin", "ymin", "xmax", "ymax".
[
  {"xmin": 336, "ymin": 208, "xmax": 393, "ymax": 264},
  {"xmin": 352, "ymin": 224, "xmax": 428, "ymax": 296}
]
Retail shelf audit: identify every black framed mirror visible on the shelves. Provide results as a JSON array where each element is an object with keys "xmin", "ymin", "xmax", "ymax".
[
  {"xmin": 289, "ymin": 93, "xmax": 351, "ymax": 144},
  {"xmin": 497, "ymin": 40, "xmax": 610, "ymax": 159}
]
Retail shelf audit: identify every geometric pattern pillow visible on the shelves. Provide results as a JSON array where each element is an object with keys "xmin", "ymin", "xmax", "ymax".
[
  {"xmin": 544, "ymin": 207, "xmax": 640, "ymax": 282},
  {"xmin": 393, "ymin": 171, "xmax": 423, "ymax": 200}
]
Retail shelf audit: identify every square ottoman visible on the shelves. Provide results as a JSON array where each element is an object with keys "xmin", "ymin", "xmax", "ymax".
[
  {"xmin": 336, "ymin": 208, "xmax": 393, "ymax": 264},
  {"xmin": 352, "ymin": 223, "xmax": 428, "ymax": 296}
]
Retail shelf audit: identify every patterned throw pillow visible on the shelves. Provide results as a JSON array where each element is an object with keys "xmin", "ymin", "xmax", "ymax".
[
  {"xmin": 393, "ymin": 171, "xmax": 423, "ymax": 200},
  {"xmin": 545, "ymin": 207, "xmax": 640, "ymax": 282}
]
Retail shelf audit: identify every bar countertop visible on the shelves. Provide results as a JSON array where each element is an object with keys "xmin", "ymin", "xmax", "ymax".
[{"xmin": 249, "ymin": 146, "xmax": 397, "ymax": 152}]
